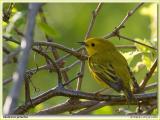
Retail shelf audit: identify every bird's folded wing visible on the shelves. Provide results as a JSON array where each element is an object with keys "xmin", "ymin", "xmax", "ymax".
[{"xmin": 91, "ymin": 63, "xmax": 123, "ymax": 92}]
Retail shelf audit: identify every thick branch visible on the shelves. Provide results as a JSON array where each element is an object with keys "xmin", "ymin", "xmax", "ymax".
[
  {"xmin": 3, "ymin": 3, "xmax": 43, "ymax": 115},
  {"xmin": 13, "ymin": 86, "xmax": 156, "ymax": 114},
  {"xmin": 35, "ymin": 100, "xmax": 98, "ymax": 115}
]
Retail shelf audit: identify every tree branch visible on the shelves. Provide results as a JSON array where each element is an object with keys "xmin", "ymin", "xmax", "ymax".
[
  {"xmin": 3, "ymin": 3, "xmax": 43, "ymax": 115},
  {"xmin": 144, "ymin": 83, "xmax": 157, "ymax": 91},
  {"xmin": 85, "ymin": 3, "xmax": 103, "ymax": 39},
  {"xmin": 140, "ymin": 58, "xmax": 157, "ymax": 91},
  {"xmin": 104, "ymin": 3, "xmax": 144, "ymax": 39},
  {"xmin": 13, "ymin": 86, "xmax": 156, "ymax": 114},
  {"xmin": 33, "ymin": 42, "xmax": 87, "ymax": 60},
  {"xmin": 119, "ymin": 35, "xmax": 157, "ymax": 50},
  {"xmin": 3, "ymin": 48, "xmax": 20, "ymax": 65},
  {"xmin": 35, "ymin": 100, "xmax": 98, "ymax": 115}
]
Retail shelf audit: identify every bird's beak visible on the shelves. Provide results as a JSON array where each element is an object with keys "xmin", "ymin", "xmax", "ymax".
[{"xmin": 77, "ymin": 42, "xmax": 87, "ymax": 46}]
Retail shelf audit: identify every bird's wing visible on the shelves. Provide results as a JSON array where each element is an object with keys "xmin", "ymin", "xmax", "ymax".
[
  {"xmin": 89, "ymin": 61, "xmax": 123, "ymax": 92},
  {"xmin": 110, "ymin": 51, "xmax": 131, "ymax": 89}
]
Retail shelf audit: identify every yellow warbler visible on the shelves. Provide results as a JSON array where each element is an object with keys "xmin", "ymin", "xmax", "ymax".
[{"xmin": 80, "ymin": 37, "xmax": 135, "ymax": 102}]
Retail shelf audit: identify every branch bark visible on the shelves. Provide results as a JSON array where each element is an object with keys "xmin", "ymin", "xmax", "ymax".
[
  {"xmin": 3, "ymin": 3, "xmax": 43, "ymax": 115},
  {"xmin": 140, "ymin": 58, "xmax": 157, "ymax": 91},
  {"xmin": 13, "ymin": 86, "xmax": 156, "ymax": 114}
]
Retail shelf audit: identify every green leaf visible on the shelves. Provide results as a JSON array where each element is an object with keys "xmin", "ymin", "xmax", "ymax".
[
  {"xmin": 134, "ymin": 38, "xmax": 153, "ymax": 52},
  {"xmin": 7, "ymin": 41, "xmax": 19, "ymax": 48},
  {"xmin": 122, "ymin": 51, "xmax": 141, "ymax": 65},
  {"xmin": 152, "ymin": 108, "xmax": 157, "ymax": 115},
  {"xmin": 37, "ymin": 22, "xmax": 59, "ymax": 39},
  {"xmin": 92, "ymin": 106, "xmax": 113, "ymax": 114}
]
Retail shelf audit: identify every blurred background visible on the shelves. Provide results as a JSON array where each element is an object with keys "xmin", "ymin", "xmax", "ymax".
[{"xmin": 3, "ymin": 3, "xmax": 157, "ymax": 114}]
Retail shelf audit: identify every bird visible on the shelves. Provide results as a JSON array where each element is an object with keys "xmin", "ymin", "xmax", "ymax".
[{"xmin": 79, "ymin": 37, "xmax": 135, "ymax": 102}]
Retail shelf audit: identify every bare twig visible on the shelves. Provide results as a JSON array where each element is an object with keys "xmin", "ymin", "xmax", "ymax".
[
  {"xmin": 35, "ymin": 100, "xmax": 98, "ymax": 115},
  {"xmin": 3, "ymin": 47, "xmax": 18, "ymax": 63},
  {"xmin": 61, "ymin": 60, "xmax": 80, "ymax": 72},
  {"xmin": 142, "ymin": 104, "xmax": 157, "ymax": 115},
  {"xmin": 56, "ymin": 47, "xmax": 84, "ymax": 63},
  {"xmin": 39, "ymin": 8, "xmax": 71, "ymax": 88},
  {"xmin": 62, "ymin": 74, "xmax": 82, "ymax": 87},
  {"xmin": 3, "ymin": 3, "xmax": 43, "ymax": 115},
  {"xmin": 3, "ymin": 77, "xmax": 13, "ymax": 85},
  {"xmin": 140, "ymin": 58, "xmax": 157, "ymax": 91},
  {"xmin": 3, "ymin": 55, "xmax": 81, "ymax": 86},
  {"xmin": 104, "ymin": 3, "xmax": 144, "ymax": 39},
  {"xmin": 3, "ymin": 35, "xmax": 87, "ymax": 61},
  {"xmin": 33, "ymin": 42, "xmax": 87, "ymax": 60},
  {"xmin": 24, "ymin": 77, "xmax": 31, "ymax": 105},
  {"xmin": 144, "ymin": 83, "xmax": 157, "ymax": 91},
  {"xmin": 103, "ymin": 3, "xmax": 157, "ymax": 51},
  {"xmin": 3, "ymin": 48, "xmax": 20, "ymax": 65},
  {"xmin": 3, "ymin": 35, "xmax": 20, "ymax": 44},
  {"xmin": 3, "ymin": 47, "xmax": 10, "ymax": 54},
  {"xmin": 76, "ymin": 59, "xmax": 85, "ymax": 91},
  {"xmin": 3, "ymin": 3, "xmax": 15, "ymax": 22},
  {"xmin": 74, "ymin": 101, "xmax": 108, "ymax": 115},
  {"xmin": 85, "ymin": 3, "xmax": 103, "ymax": 39},
  {"xmin": 116, "ymin": 45, "xmax": 136, "ymax": 49},
  {"xmin": 119, "ymin": 35, "xmax": 157, "ymax": 50},
  {"xmin": 32, "ymin": 48, "xmax": 62, "ymax": 86},
  {"xmin": 75, "ymin": 3, "xmax": 103, "ymax": 91}
]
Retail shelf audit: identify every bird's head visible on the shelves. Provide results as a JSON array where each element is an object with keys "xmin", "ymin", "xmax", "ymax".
[{"xmin": 78, "ymin": 38, "xmax": 114, "ymax": 56}]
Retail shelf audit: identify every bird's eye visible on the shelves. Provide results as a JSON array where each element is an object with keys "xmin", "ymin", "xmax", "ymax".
[{"xmin": 91, "ymin": 43, "xmax": 95, "ymax": 47}]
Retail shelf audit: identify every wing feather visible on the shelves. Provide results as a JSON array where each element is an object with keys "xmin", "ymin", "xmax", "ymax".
[{"xmin": 89, "ymin": 58, "xmax": 124, "ymax": 92}]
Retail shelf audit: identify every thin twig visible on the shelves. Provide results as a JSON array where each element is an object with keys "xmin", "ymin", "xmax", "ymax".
[
  {"xmin": 85, "ymin": 3, "xmax": 103, "ymax": 39},
  {"xmin": 142, "ymin": 104, "xmax": 157, "ymax": 115},
  {"xmin": 33, "ymin": 42, "xmax": 87, "ymax": 60},
  {"xmin": 76, "ymin": 59, "xmax": 85, "ymax": 91},
  {"xmin": 144, "ymin": 83, "xmax": 157, "ymax": 91},
  {"xmin": 116, "ymin": 45, "xmax": 136, "ymax": 49},
  {"xmin": 118, "ymin": 108, "xmax": 132, "ymax": 115},
  {"xmin": 74, "ymin": 101, "xmax": 108, "ymax": 115},
  {"xmin": 39, "ymin": 8, "xmax": 71, "ymax": 88},
  {"xmin": 3, "ymin": 47, "xmax": 18, "ymax": 63},
  {"xmin": 75, "ymin": 3, "xmax": 103, "ymax": 91},
  {"xmin": 35, "ymin": 100, "xmax": 98, "ymax": 115},
  {"xmin": 3, "ymin": 47, "xmax": 10, "ymax": 54},
  {"xmin": 3, "ymin": 56, "xmax": 81, "ymax": 86},
  {"xmin": 104, "ymin": 3, "xmax": 144, "ymax": 39},
  {"xmin": 3, "ymin": 77, "xmax": 13, "ymax": 85},
  {"xmin": 63, "ymin": 74, "xmax": 82, "ymax": 87},
  {"xmin": 3, "ymin": 48, "xmax": 20, "ymax": 65},
  {"xmin": 61, "ymin": 60, "xmax": 80, "ymax": 72},
  {"xmin": 32, "ymin": 48, "xmax": 62, "ymax": 86},
  {"xmin": 3, "ymin": 35, "xmax": 87, "ymax": 61},
  {"xmin": 140, "ymin": 58, "xmax": 157, "ymax": 91},
  {"xmin": 119, "ymin": 35, "xmax": 157, "ymax": 50},
  {"xmin": 3, "ymin": 3, "xmax": 15, "ymax": 22},
  {"xmin": 3, "ymin": 35, "xmax": 20, "ymax": 44}
]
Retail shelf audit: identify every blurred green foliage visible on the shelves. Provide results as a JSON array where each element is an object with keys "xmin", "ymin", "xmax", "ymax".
[{"xmin": 3, "ymin": 3, "xmax": 157, "ymax": 115}]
